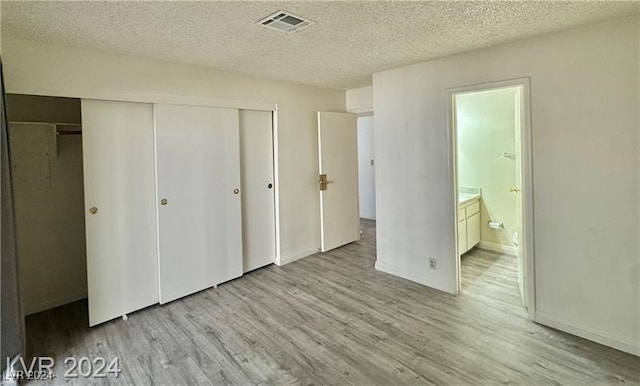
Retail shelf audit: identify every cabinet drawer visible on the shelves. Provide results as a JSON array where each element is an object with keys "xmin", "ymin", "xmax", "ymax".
[
  {"xmin": 466, "ymin": 202, "xmax": 480, "ymax": 216},
  {"xmin": 457, "ymin": 208, "xmax": 466, "ymax": 220}
]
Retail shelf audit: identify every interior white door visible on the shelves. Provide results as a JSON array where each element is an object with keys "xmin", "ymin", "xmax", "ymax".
[
  {"xmin": 155, "ymin": 104, "xmax": 243, "ymax": 304},
  {"xmin": 317, "ymin": 111, "xmax": 360, "ymax": 252},
  {"xmin": 82, "ymin": 99, "xmax": 158, "ymax": 326},
  {"xmin": 239, "ymin": 110, "xmax": 276, "ymax": 272},
  {"xmin": 514, "ymin": 89, "xmax": 526, "ymax": 306}
]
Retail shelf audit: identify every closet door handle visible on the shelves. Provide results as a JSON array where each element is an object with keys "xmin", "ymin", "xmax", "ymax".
[
  {"xmin": 160, "ymin": 198, "xmax": 168, "ymax": 205},
  {"xmin": 89, "ymin": 207, "xmax": 99, "ymax": 214},
  {"xmin": 267, "ymin": 183, "xmax": 273, "ymax": 189}
]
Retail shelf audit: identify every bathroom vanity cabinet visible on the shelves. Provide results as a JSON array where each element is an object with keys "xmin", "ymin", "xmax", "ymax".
[{"xmin": 458, "ymin": 197, "xmax": 480, "ymax": 255}]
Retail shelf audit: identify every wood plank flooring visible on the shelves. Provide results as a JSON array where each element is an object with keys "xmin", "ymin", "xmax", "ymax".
[{"xmin": 24, "ymin": 219, "xmax": 640, "ymax": 385}]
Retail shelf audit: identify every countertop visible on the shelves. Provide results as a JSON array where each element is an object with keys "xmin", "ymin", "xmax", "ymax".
[
  {"xmin": 458, "ymin": 187, "xmax": 481, "ymax": 206},
  {"xmin": 459, "ymin": 192, "xmax": 481, "ymax": 206}
]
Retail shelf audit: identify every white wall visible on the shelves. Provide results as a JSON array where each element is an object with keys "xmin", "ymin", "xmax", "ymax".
[
  {"xmin": 2, "ymin": 36, "xmax": 346, "ymax": 265},
  {"xmin": 357, "ymin": 115, "xmax": 375, "ymax": 220},
  {"xmin": 457, "ymin": 88, "xmax": 517, "ymax": 249},
  {"xmin": 346, "ymin": 86, "xmax": 373, "ymax": 113},
  {"xmin": 374, "ymin": 16, "xmax": 639, "ymax": 355}
]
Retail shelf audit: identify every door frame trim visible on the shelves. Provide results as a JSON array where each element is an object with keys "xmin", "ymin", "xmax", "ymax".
[
  {"xmin": 272, "ymin": 107, "xmax": 282, "ymax": 264},
  {"xmin": 447, "ymin": 77, "xmax": 535, "ymax": 320}
]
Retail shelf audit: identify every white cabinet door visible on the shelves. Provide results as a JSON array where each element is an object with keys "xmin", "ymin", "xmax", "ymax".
[
  {"xmin": 239, "ymin": 110, "xmax": 276, "ymax": 272},
  {"xmin": 458, "ymin": 219, "xmax": 467, "ymax": 255},
  {"xmin": 467, "ymin": 212, "xmax": 481, "ymax": 249},
  {"xmin": 155, "ymin": 104, "xmax": 243, "ymax": 304},
  {"xmin": 317, "ymin": 111, "xmax": 360, "ymax": 252},
  {"xmin": 82, "ymin": 99, "xmax": 158, "ymax": 326}
]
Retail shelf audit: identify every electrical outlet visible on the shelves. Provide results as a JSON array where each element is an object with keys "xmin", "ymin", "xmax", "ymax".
[{"xmin": 429, "ymin": 258, "xmax": 437, "ymax": 270}]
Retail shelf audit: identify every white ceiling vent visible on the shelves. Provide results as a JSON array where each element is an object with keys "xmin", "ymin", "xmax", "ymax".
[{"xmin": 257, "ymin": 10, "xmax": 314, "ymax": 34}]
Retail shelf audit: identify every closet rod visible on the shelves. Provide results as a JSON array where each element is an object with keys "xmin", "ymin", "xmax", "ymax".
[
  {"xmin": 57, "ymin": 131, "xmax": 82, "ymax": 135},
  {"xmin": 8, "ymin": 121, "xmax": 83, "ymax": 136}
]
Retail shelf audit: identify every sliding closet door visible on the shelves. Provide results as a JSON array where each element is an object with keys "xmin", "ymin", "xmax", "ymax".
[
  {"xmin": 239, "ymin": 110, "xmax": 276, "ymax": 272},
  {"xmin": 155, "ymin": 104, "xmax": 243, "ymax": 304},
  {"xmin": 82, "ymin": 100, "xmax": 158, "ymax": 326}
]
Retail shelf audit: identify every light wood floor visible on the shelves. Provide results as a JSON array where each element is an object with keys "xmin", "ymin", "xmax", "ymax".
[{"xmin": 25, "ymin": 219, "xmax": 639, "ymax": 385}]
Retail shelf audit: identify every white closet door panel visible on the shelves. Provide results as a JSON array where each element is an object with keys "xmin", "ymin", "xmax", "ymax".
[
  {"xmin": 155, "ymin": 104, "xmax": 242, "ymax": 304},
  {"xmin": 81, "ymin": 99, "xmax": 158, "ymax": 327},
  {"xmin": 240, "ymin": 110, "xmax": 276, "ymax": 272},
  {"xmin": 318, "ymin": 111, "xmax": 360, "ymax": 252}
]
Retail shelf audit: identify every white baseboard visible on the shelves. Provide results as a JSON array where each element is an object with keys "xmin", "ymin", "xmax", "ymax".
[
  {"xmin": 375, "ymin": 260, "xmax": 457, "ymax": 295},
  {"xmin": 25, "ymin": 292, "xmax": 87, "ymax": 315},
  {"xmin": 277, "ymin": 248, "xmax": 319, "ymax": 266},
  {"xmin": 535, "ymin": 310, "xmax": 639, "ymax": 356},
  {"xmin": 477, "ymin": 241, "xmax": 518, "ymax": 256}
]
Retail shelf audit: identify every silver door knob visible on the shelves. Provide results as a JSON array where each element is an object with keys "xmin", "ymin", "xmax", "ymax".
[
  {"xmin": 89, "ymin": 207, "xmax": 98, "ymax": 214},
  {"xmin": 233, "ymin": 188, "xmax": 240, "ymax": 195},
  {"xmin": 160, "ymin": 198, "xmax": 168, "ymax": 205}
]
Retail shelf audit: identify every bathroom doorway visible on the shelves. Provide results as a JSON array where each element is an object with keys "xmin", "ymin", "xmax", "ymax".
[{"xmin": 449, "ymin": 79, "xmax": 534, "ymax": 318}]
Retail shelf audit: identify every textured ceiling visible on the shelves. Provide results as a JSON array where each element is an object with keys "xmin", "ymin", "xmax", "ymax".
[{"xmin": 1, "ymin": 1, "xmax": 638, "ymax": 90}]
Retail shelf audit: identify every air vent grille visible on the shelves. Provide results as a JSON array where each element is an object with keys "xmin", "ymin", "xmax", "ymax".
[{"xmin": 257, "ymin": 10, "xmax": 314, "ymax": 33}]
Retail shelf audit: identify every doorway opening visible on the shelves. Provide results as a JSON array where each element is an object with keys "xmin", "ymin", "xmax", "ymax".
[
  {"xmin": 450, "ymin": 79, "xmax": 534, "ymax": 319},
  {"xmin": 357, "ymin": 113, "xmax": 376, "ymax": 250},
  {"xmin": 316, "ymin": 111, "xmax": 372, "ymax": 253},
  {"xmin": 357, "ymin": 113, "xmax": 375, "ymax": 222},
  {"xmin": 5, "ymin": 94, "xmax": 87, "ymax": 316}
]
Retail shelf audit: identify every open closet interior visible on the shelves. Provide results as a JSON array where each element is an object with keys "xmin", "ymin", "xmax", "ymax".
[
  {"xmin": 6, "ymin": 94, "xmax": 87, "ymax": 315},
  {"xmin": 8, "ymin": 95, "xmax": 277, "ymax": 327}
]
